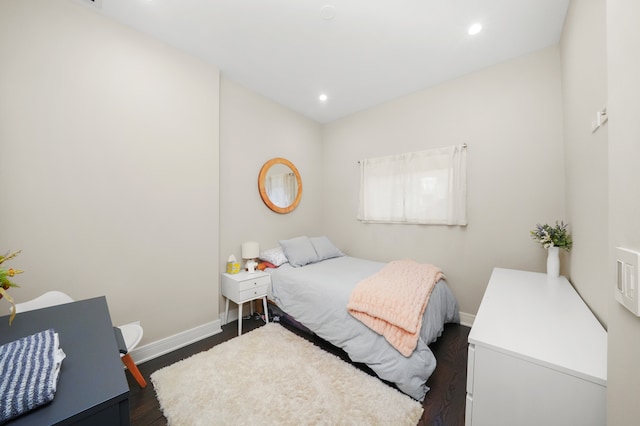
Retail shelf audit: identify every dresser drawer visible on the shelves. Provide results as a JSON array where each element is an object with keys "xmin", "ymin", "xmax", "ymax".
[
  {"xmin": 465, "ymin": 394, "xmax": 473, "ymax": 426},
  {"xmin": 466, "ymin": 344, "xmax": 475, "ymax": 394},
  {"xmin": 237, "ymin": 275, "xmax": 270, "ymax": 291}
]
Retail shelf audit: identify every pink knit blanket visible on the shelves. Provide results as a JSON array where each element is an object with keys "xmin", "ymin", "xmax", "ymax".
[{"xmin": 347, "ymin": 260, "xmax": 443, "ymax": 357}]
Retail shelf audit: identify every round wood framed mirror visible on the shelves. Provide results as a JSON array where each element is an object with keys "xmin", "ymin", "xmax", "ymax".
[{"xmin": 258, "ymin": 158, "xmax": 302, "ymax": 214}]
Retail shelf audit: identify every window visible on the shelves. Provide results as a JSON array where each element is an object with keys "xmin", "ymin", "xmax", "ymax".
[{"xmin": 357, "ymin": 145, "xmax": 467, "ymax": 225}]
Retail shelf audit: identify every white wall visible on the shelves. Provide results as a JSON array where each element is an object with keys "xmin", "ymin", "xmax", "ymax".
[
  {"xmin": 560, "ymin": 0, "xmax": 608, "ymax": 324},
  {"xmin": 0, "ymin": 0, "xmax": 220, "ymax": 344},
  {"xmin": 322, "ymin": 47, "xmax": 566, "ymax": 316},
  {"xmin": 607, "ymin": 0, "xmax": 640, "ymax": 423},
  {"xmin": 219, "ymin": 77, "xmax": 323, "ymax": 316}
]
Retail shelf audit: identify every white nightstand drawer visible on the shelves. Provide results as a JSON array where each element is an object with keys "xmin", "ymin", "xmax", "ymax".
[
  {"xmin": 237, "ymin": 275, "xmax": 270, "ymax": 291},
  {"xmin": 238, "ymin": 283, "xmax": 268, "ymax": 301}
]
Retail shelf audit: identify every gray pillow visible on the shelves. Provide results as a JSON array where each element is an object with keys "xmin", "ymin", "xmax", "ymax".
[
  {"xmin": 310, "ymin": 236, "xmax": 344, "ymax": 261},
  {"xmin": 278, "ymin": 236, "xmax": 319, "ymax": 267}
]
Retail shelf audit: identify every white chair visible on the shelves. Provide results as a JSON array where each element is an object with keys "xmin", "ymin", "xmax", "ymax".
[
  {"xmin": 116, "ymin": 322, "xmax": 147, "ymax": 388},
  {"xmin": 14, "ymin": 290, "xmax": 74, "ymax": 312},
  {"xmin": 15, "ymin": 291, "xmax": 147, "ymax": 388}
]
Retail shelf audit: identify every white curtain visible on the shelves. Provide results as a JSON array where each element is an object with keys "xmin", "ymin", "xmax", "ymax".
[
  {"xmin": 357, "ymin": 145, "xmax": 467, "ymax": 225},
  {"xmin": 266, "ymin": 173, "xmax": 297, "ymax": 208}
]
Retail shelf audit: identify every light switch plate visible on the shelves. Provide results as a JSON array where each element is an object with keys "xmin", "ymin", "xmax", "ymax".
[{"xmin": 615, "ymin": 247, "xmax": 640, "ymax": 316}]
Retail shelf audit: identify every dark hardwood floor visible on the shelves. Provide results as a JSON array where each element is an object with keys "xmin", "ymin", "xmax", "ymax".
[{"xmin": 126, "ymin": 317, "xmax": 470, "ymax": 426}]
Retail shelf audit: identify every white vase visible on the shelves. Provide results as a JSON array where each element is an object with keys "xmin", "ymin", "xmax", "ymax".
[{"xmin": 547, "ymin": 246, "xmax": 560, "ymax": 278}]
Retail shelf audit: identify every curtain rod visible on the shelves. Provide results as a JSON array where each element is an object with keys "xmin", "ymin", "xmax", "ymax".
[{"xmin": 356, "ymin": 143, "xmax": 467, "ymax": 164}]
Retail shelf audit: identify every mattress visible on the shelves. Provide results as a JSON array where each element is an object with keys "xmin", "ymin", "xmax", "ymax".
[{"xmin": 269, "ymin": 255, "xmax": 459, "ymax": 401}]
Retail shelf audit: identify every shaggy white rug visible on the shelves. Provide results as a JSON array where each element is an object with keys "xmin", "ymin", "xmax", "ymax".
[{"xmin": 151, "ymin": 323, "xmax": 423, "ymax": 425}]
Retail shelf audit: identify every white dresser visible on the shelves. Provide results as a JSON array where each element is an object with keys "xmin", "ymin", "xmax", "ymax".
[{"xmin": 466, "ymin": 268, "xmax": 607, "ymax": 426}]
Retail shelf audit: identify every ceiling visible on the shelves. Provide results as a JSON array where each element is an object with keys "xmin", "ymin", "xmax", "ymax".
[{"xmin": 92, "ymin": 0, "xmax": 570, "ymax": 124}]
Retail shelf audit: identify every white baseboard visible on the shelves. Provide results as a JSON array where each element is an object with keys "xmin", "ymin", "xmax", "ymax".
[
  {"xmin": 459, "ymin": 311, "xmax": 475, "ymax": 327},
  {"xmin": 220, "ymin": 307, "xmax": 239, "ymax": 326},
  {"xmin": 220, "ymin": 305, "xmax": 261, "ymax": 326},
  {"xmin": 130, "ymin": 319, "xmax": 222, "ymax": 364}
]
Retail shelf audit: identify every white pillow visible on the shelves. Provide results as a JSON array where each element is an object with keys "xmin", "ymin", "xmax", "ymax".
[
  {"xmin": 258, "ymin": 247, "xmax": 288, "ymax": 267},
  {"xmin": 310, "ymin": 236, "xmax": 344, "ymax": 261},
  {"xmin": 279, "ymin": 236, "xmax": 319, "ymax": 267}
]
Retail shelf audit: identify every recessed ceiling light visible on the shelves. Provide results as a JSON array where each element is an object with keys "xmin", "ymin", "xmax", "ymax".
[
  {"xmin": 319, "ymin": 93, "xmax": 328, "ymax": 102},
  {"xmin": 320, "ymin": 5, "xmax": 336, "ymax": 20},
  {"xmin": 468, "ymin": 23, "xmax": 482, "ymax": 35}
]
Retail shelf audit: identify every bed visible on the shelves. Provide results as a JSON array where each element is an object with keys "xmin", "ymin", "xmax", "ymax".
[{"xmin": 265, "ymin": 246, "xmax": 459, "ymax": 402}]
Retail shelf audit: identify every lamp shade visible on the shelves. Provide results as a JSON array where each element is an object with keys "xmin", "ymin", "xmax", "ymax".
[{"xmin": 241, "ymin": 242, "xmax": 260, "ymax": 259}]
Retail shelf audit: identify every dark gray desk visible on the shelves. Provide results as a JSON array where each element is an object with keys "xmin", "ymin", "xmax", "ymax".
[{"xmin": 0, "ymin": 297, "xmax": 130, "ymax": 425}]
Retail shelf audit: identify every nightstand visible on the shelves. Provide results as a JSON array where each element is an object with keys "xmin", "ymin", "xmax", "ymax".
[{"xmin": 221, "ymin": 271, "xmax": 270, "ymax": 336}]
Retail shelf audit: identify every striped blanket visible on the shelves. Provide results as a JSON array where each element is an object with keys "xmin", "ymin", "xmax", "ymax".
[{"xmin": 0, "ymin": 329, "xmax": 66, "ymax": 423}]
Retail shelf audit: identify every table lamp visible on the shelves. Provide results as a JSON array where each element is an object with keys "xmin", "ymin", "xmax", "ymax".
[{"xmin": 242, "ymin": 241, "xmax": 260, "ymax": 273}]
